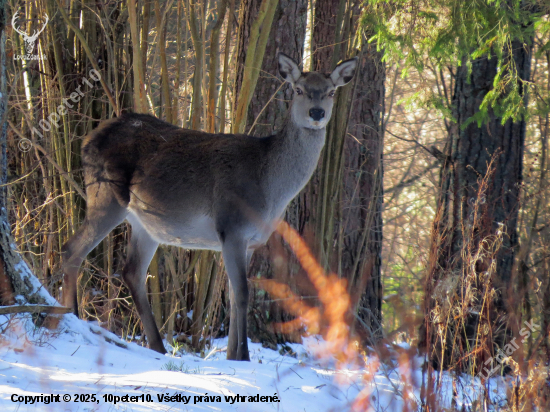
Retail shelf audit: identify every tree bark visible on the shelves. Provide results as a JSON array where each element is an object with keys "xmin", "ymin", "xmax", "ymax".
[
  {"xmin": 128, "ymin": 0, "xmax": 147, "ymax": 113},
  {"xmin": 344, "ymin": 44, "xmax": 385, "ymax": 344},
  {"xmin": 309, "ymin": 1, "xmax": 385, "ymax": 345},
  {"xmin": 234, "ymin": 0, "xmax": 308, "ymax": 345},
  {"xmin": 244, "ymin": 0, "xmax": 385, "ymax": 347},
  {"xmin": 232, "ymin": 0, "xmax": 279, "ymax": 133},
  {"xmin": 0, "ymin": 1, "xmax": 56, "ymax": 308},
  {"xmin": 0, "ymin": 0, "xmax": 12, "ymax": 306},
  {"xmin": 421, "ymin": 38, "xmax": 533, "ymax": 372}
]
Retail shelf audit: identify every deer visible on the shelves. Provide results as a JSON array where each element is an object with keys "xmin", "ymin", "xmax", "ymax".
[{"xmin": 60, "ymin": 53, "xmax": 357, "ymax": 361}]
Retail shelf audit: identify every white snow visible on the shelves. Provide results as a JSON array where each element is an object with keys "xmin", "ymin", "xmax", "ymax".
[
  {"xmin": 12, "ymin": 260, "xmax": 58, "ymax": 307},
  {"xmin": 0, "ymin": 313, "xmax": 511, "ymax": 411}
]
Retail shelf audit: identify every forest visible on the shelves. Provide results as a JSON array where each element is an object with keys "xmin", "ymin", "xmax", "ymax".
[{"xmin": 0, "ymin": 0, "xmax": 549, "ymax": 410}]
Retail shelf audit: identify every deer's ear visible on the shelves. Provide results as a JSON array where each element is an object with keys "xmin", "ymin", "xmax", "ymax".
[
  {"xmin": 278, "ymin": 53, "xmax": 302, "ymax": 85},
  {"xmin": 330, "ymin": 57, "xmax": 358, "ymax": 88}
]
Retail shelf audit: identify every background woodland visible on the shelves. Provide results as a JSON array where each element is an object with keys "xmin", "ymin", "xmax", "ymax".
[{"xmin": 2, "ymin": 0, "xmax": 550, "ymax": 407}]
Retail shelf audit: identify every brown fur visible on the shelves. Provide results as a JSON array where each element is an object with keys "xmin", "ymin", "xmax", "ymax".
[{"xmin": 61, "ymin": 54, "xmax": 357, "ymax": 360}]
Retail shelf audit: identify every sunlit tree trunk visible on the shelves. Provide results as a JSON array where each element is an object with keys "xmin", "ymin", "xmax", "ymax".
[
  {"xmin": 0, "ymin": 0, "xmax": 12, "ymax": 305},
  {"xmin": 0, "ymin": 0, "xmax": 54, "ymax": 307},
  {"xmin": 245, "ymin": 0, "xmax": 385, "ymax": 346},
  {"xmin": 232, "ymin": 0, "xmax": 279, "ymax": 134},
  {"xmin": 128, "ymin": 0, "xmax": 147, "ymax": 113},
  {"xmin": 309, "ymin": 0, "xmax": 385, "ymax": 344},
  {"xmin": 239, "ymin": 0, "xmax": 308, "ymax": 345},
  {"xmin": 156, "ymin": 0, "xmax": 172, "ymax": 123}
]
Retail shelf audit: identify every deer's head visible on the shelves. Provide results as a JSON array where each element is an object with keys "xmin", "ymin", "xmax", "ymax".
[{"xmin": 278, "ymin": 53, "xmax": 357, "ymax": 130}]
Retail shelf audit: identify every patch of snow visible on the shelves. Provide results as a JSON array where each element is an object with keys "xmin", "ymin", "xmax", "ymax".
[
  {"xmin": 13, "ymin": 260, "xmax": 57, "ymax": 306},
  {"xmin": 0, "ymin": 313, "xmax": 512, "ymax": 411}
]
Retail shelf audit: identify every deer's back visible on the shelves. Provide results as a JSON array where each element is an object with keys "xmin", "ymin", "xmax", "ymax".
[{"xmin": 82, "ymin": 113, "xmax": 271, "ymax": 220}]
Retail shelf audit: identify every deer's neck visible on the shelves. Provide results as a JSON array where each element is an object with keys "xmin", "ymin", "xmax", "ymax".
[{"xmin": 265, "ymin": 118, "xmax": 326, "ymax": 208}]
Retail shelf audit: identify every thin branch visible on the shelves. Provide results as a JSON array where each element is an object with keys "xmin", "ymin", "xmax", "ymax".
[
  {"xmin": 55, "ymin": 0, "xmax": 119, "ymax": 115},
  {"xmin": 385, "ymin": 160, "xmax": 438, "ymax": 194},
  {"xmin": 8, "ymin": 120, "xmax": 86, "ymax": 200}
]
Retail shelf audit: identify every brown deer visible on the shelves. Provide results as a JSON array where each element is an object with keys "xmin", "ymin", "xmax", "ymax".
[{"xmin": 61, "ymin": 53, "xmax": 357, "ymax": 361}]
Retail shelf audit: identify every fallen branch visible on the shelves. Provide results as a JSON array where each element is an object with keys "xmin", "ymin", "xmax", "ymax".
[{"xmin": 0, "ymin": 305, "xmax": 72, "ymax": 315}]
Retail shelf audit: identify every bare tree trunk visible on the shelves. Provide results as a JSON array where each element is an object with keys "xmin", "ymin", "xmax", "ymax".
[
  {"xmin": 344, "ymin": 43, "xmax": 385, "ymax": 344},
  {"xmin": 0, "ymin": 1, "xmax": 55, "ymax": 307},
  {"xmin": 421, "ymin": 38, "xmax": 533, "ymax": 373},
  {"xmin": 185, "ymin": 0, "xmax": 204, "ymax": 130},
  {"xmin": 245, "ymin": 0, "xmax": 385, "ymax": 347},
  {"xmin": 309, "ymin": 0, "xmax": 385, "ymax": 345},
  {"xmin": 239, "ymin": 0, "xmax": 308, "ymax": 345},
  {"xmin": 128, "ymin": 0, "xmax": 147, "ymax": 113},
  {"xmin": 311, "ymin": 0, "xmax": 341, "ymax": 71},
  {"xmin": 0, "ymin": 0, "xmax": 7, "ymax": 215},
  {"xmin": 155, "ymin": 0, "xmax": 172, "ymax": 123},
  {"xmin": 232, "ymin": 0, "xmax": 279, "ymax": 133},
  {"xmin": 207, "ymin": 0, "xmax": 228, "ymax": 133},
  {"xmin": 0, "ymin": 0, "xmax": 12, "ymax": 306}
]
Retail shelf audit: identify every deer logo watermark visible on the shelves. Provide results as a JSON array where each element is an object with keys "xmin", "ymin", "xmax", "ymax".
[{"xmin": 12, "ymin": 11, "xmax": 48, "ymax": 60}]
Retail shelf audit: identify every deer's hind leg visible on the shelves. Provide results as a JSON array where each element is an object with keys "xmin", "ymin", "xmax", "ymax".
[
  {"xmin": 121, "ymin": 217, "xmax": 165, "ymax": 354},
  {"xmin": 61, "ymin": 181, "xmax": 127, "ymax": 316}
]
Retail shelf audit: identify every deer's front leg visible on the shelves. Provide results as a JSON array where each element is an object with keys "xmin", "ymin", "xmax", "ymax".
[{"xmin": 221, "ymin": 233, "xmax": 250, "ymax": 361}]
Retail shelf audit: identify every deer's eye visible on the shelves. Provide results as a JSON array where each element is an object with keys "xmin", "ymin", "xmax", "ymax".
[
  {"xmin": 295, "ymin": 88, "xmax": 304, "ymax": 96},
  {"xmin": 328, "ymin": 90, "xmax": 335, "ymax": 97}
]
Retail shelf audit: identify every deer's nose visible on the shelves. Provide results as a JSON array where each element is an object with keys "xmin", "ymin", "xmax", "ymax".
[{"xmin": 309, "ymin": 108, "xmax": 325, "ymax": 121}]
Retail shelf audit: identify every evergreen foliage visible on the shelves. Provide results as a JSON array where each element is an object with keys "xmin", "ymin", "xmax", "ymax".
[{"xmin": 361, "ymin": 0, "xmax": 543, "ymax": 124}]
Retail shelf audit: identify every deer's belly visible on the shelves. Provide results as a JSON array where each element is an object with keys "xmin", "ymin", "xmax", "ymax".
[
  {"xmin": 126, "ymin": 198, "xmax": 281, "ymax": 251},
  {"xmin": 127, "ymin": 209, "xmax": 223, "ymax": 251}
]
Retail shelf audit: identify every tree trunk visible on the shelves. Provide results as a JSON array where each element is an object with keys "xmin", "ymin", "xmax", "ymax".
[
  {"xmin": 128, "ymin": 0, "xmax": 147, "ymax": 113},
  {"xmin": 244, "ymin": 0, "xmax": 385, "ymax": 347},
  {"xmin": 309, "ymin": 0, "xmax": 385, "ymax": 345},
  {"xmin": 344, "ymin": 43, "xmax": 385, "ymax": 344},
  {"xmin": 0, "ymin": 0, "xmax": 12, "ymax": 306},
  {"xmin": 0, "ymin": 1, "xmax": 55, "ymax": 308},
  {"xmin": 421, "ymin": 38, "xmax": 533, "ymax": 373},
  {"xmin": 233, "ymin": 0, "xmax": 307, "ymax": 345}
]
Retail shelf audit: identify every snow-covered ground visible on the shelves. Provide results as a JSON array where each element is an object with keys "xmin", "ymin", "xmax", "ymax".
[
  {"xmin": 0, "ymin": 312, "xmax": 510, "ymax": 411},
  {"xmin": 0, "ymin": 312, "xmax": 380, "ymax": 412}
]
